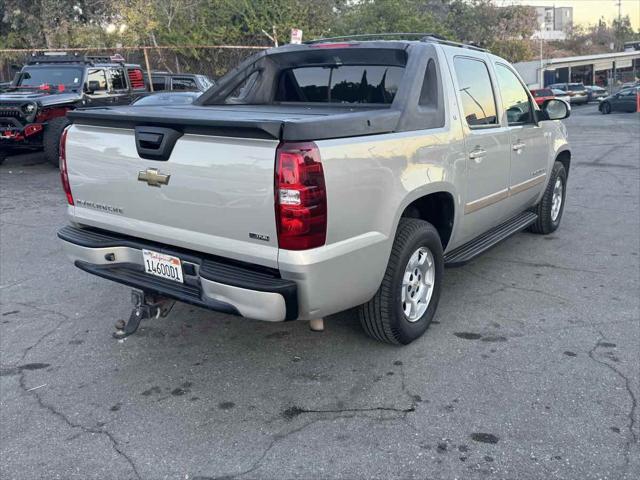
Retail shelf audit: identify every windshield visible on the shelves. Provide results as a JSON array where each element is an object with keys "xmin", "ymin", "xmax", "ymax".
[{"xmin": 17, "ymin": 67, "xmax": 83, "ymax": 89}]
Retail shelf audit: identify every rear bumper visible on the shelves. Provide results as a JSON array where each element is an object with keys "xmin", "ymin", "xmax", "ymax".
[{"xmin": 58, "ymin": 225, "xmax": 297, "ymax": 322}]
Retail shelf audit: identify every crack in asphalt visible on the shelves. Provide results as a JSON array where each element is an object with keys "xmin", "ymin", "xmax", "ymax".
[
  {"xmin": 6, "ymin": 302, "xmax": 142, "ymax": 480},
  {"xmin": 215, "ymin": 362, "xmax": 421, "ymax": 479},
  {"xmin": 588, "ymin": 330, "xmax": 638, "ymax": 477},
  {"xmin": 217, "ymin": 419, "xmax": 324, "ymax": 480},
  {"xmin": 17, "ymin": 371, "xmax": 142, "ymax": 480},
  {"xmin": 482, "ymin": 257, "xmax": 601, "ymax": 274},
  {"xmin": 461, "ymin": 268, "xmax": 571, "ymax": 303}
]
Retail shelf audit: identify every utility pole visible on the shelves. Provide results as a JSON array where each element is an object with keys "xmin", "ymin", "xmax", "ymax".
[{"xmin": 615, "ymin": 0, "xmax": 622, "ymax": 22}]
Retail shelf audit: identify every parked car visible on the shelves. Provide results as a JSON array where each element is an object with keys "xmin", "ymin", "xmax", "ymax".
[
  {"xmin": 620, "ymin": 81, "xmax": 639, "ymax": 90},
  {"xmin": 0, "ymin": 53, "xmax": 147, "ymax": 166},
  {"xmin": 551, "ymin": 88, "xmax": 571, "ymax": 105},
  {"xmin": 599, "ymin": 87, "xmax": 639, "ymax": 114},
  {"xmin": 529, "ymin": 88, "xmax": 554, "ymax": 106},
  {"xmin": 584, "ymin": 85, "xmax": 608, "ymax": 102},
  {"xmin": 132, "ymin": 91, "xmax": 201, "ymax": 106},
  {"xmin": 144, "ymin": 71, "xmax": 214, "ymax": 92},
  {"xmin": 548, "ymin": 82, "xmax": 588, "ymax": 104},
  {"xmin": 58, "ymin": 36, "xmax": 571, "ymax": 345}
]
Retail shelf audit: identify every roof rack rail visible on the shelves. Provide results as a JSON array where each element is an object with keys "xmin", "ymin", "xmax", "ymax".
[
  {"xmin": 26, "ymin": 53, "xmax": 126, "ymax": 66},
  {"xmin": 305, "ymin": 33, "xmax": 445, "ymax": 44},
  {"xmin": 305, "ymin": 33, "xmax": 489, "ymax": 52},
  {"xmin": 421, "ymin": 35, "xmax": 489, "ymax": 53}
]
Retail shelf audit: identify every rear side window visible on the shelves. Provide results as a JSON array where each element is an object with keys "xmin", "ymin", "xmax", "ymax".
[
  {"xmin": 453, "ymin": 57, "xmax": 498, "ymax": 127},
  {"xmin": 110, "ymin": 68, "xmax": 127, "ymax": 90},
  {"xmin": 495, "ymin": 63, "xmax": 533, "ymax": 125},
  {"xmin": 275, "ymin": 65, "xmax": 404, "ymax": 104},
  {"xmin": 419, "ymin": 59, "xmax": 438, "ymax": 107},
  {"xmin": 152, "ymin": 76, "xmax": 167, "ymax": 91},
  {"xmin": 171, "ymin": 77, "xmax": 197, "ymax": 91},
  {"xmin": 567, "ymin": 84, "xmax": 585, "ymax": 91}
]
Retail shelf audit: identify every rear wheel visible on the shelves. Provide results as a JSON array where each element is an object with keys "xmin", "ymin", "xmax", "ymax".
[
  {"xmin": 600, "ymin": 102, "xmax": 611, "ymax": 114},
  {"xmin": 529, "ymin": 161, "xmax": 567, "ymax": 235},
  {"xmin": 43, "ymin": 116, "xmax": 71, "ymax": 167},
  {"xmin": 359, "ymin": 218, "xmax": 444, "ymax": 345}
]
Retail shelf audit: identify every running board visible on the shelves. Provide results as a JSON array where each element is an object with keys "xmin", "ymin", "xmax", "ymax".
[{"xmin": 444, "ymin": 211, "xmax": 538, "ymax": 267}]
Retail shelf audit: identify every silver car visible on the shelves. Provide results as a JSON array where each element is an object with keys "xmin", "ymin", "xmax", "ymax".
[{"xmin": 58, "ymin": 36, "xmax": 571, "ymax": 344}]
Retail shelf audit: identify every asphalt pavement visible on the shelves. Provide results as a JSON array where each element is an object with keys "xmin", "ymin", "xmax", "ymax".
[{"xmin": 1, "ymin": 103, "xmax": 638, "ymax": 480}]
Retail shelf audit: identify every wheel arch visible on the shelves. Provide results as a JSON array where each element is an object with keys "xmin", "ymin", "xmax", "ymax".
[
  {"xmin": 398, "ymin": 189, "xmax": 456, "ymax": 251},
  {"xmin": 555, "ymin": 149, "xmax": 571, "ymax": 178}
]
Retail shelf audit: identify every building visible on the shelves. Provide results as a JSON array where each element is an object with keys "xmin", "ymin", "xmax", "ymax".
[
  {"xmin": 514, "ymin": 50, "xmax": 640, "ymax": 89},
  {"xmin": 532, "ymin": 5, "xmax": 573, "ymax": 40},
  {"xmin": 553, "ymin": 7, "xmax": 573, "ymax": 31}
]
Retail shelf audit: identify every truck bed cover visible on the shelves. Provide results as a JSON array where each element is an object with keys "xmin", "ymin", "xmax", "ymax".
[{"xmin": 68, "ymin": 104, "xmax": 401, "ymax": 141}]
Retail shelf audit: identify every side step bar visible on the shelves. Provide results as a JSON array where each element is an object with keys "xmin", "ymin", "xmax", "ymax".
[{"xmin": 444, "ymin": 211, "xmax": 538, "ymax": 267}]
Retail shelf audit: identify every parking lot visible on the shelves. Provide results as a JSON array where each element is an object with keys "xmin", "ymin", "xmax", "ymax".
[{"xmin": 1, "ymin": 104, "xmax": 638, "ymax": 479}]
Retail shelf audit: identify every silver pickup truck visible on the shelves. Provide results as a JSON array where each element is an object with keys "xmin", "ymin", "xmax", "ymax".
[{"xmin": 57, "ymin": 36, "xmax": 571, "ymax": 344}]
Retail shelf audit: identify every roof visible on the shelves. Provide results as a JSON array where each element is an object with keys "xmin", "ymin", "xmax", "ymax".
[{"xmin": 544, "ymin": 50, "xmax": 640, "ymax": 67}]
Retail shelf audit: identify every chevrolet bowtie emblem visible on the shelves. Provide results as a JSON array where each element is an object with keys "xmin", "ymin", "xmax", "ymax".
[{"xmin": 138, "ymin": 168, "xmax": 170, "ymax": 187}]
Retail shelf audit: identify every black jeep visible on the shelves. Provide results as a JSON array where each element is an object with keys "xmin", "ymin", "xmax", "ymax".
[{"xmin": 0, "ymin": 53, "xmax": 147, "ymax": 166}]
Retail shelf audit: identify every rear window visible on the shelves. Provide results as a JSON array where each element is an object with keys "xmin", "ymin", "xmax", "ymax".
[{"xmin": 275, "ymin": 65, "xmax": 404, "ymax": 104}]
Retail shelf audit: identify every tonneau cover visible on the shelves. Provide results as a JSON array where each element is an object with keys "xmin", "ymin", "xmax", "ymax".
[{"xmin": 68, "ymin": 104, "xmax": 401, "ymax": 141}]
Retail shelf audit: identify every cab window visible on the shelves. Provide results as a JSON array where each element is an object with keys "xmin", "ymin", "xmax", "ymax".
[
  {"xmin": 495, "ymin": 63, "xmax": 533, "ymax": 125},
  {"xmin": 453, "ymin": 57, "xmax": 498, "ymax": 127}
]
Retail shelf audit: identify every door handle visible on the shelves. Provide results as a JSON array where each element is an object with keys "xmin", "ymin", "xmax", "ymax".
[
  {"xmin": 469, "ymin": 147, "xmax": 486, "ymax": 161},
  {"xmin": 512, "ymin": 141, "xmax": 526, "ymax": 151}
]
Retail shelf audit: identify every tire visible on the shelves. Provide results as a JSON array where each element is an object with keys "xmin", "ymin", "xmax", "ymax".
[
  {"xmin": 529, "ymin": 161, "xmax": 567, "ymax": 235},
  {"xmin": 601, "ymin": 102, "xmax": 611, "ymax": 114},
  {"xmin": 43, "ymin": 116, "xmax": 71, "ymax": 168},
  {"xmin": 359, "ymin": 218, "xmax": 444, "ymax": 345}
]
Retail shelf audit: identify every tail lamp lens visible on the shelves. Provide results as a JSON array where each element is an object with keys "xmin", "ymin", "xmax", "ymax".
[
  {"xmin": 275, "ymin": 142, "xmax": 327, "ymax": 250},
  {"xmin": 59, "ymin": 126, "xmax": 74, "ymax": 205}
]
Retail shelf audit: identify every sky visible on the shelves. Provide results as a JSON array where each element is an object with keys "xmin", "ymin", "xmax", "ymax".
[{"xmin": 499, "ymin": 0, "xmax": 640, "ymax": 30}]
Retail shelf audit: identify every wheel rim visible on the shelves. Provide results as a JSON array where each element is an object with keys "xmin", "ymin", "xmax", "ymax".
[
  {"xmin": 401, "ymin": 247, "xmax": 435, "ymax": 322},
  {"xmin": 551, "ymin": 177, "xmax": 563, "ymax": 222}
]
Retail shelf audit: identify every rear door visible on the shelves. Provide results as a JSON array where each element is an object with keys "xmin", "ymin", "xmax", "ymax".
[
  {"xmin": 493, "ymin": 62, "xmax": 548, "ymax": 211},
  {"xmin": 447, "ymin": 53, "xmax": 512, "ymax": 239},
  {"xmin": 618, "ymin": 88, "xmax": 637, "ymax": 112}
]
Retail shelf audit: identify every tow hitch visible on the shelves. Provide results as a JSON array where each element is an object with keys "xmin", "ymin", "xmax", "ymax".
[{"xmin": 113, "ymin": 290, "xmax": 175, "ymax": 339}]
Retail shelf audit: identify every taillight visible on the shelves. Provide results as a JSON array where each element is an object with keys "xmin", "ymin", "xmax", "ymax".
[
  {"xmin": 127, "ymin": 68, "xmax": 145, "ymax": 89},
  {"xmin": 59, "ymin": 126, "xmax": 74, "ymax": 205},
  {"xmin": 275, "ymin": 142, "xmax": 327, "ymax": 250}
]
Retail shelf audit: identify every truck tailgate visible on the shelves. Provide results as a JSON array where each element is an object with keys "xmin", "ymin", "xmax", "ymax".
[{"xmin": 65, "ymin": 123, "xmax": 280, "ymax": 268}]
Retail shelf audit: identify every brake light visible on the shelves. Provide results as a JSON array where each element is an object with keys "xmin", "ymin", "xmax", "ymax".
[
  {"xmin": 127, "ymin": 68, "xmax": 145, "ymax": 89},
  {"xmin": 275, "ymin": 142, "xmax": 327, "ymax": 250},
  {"xmin": 310, "ymin": 42, "xmax": 359, "ymax": 49},
  {"xmin": 59, "ymin": 126, "xmax": 74, "ymax": 205}
]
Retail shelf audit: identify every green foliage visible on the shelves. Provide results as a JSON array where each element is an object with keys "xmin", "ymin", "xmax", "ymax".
[
  {"xmin": 333, "ymin": 0, "xmax": 450, "ymax": 38},
  {"xmin": 1, "ymin": 0, "xmax": 638, "ymax": 65}
]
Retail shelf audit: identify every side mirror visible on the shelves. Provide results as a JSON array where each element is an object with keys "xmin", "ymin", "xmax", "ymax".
[
  {"xmin": 540, "ymin": 98, "xmax": 570, "ymax": 120},
  {"xmin": 86, "ymin": 80, "xmax": 101, "ymax": 94}
]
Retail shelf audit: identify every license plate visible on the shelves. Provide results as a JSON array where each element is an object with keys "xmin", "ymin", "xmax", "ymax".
[{"xmin": 142, "ymin": 249, "xmax": 183, "ymax": 283}]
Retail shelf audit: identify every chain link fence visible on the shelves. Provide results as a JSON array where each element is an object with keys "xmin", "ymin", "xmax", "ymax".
[{"xmin": 0, "ymin": 46, "xmax": 269, "ymax": 83}]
